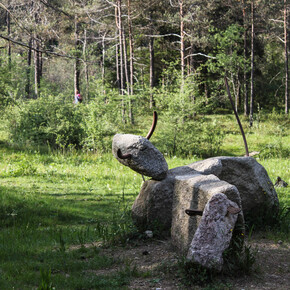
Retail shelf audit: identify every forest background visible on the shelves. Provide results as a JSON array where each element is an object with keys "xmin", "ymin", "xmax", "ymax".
[
  {"xmin": 0, "ymin": 1, "xmax": 289, "ymax": 288},
  {"xmin": 0, "ymin": 0, "xmax": 289, "ymax": 155}
]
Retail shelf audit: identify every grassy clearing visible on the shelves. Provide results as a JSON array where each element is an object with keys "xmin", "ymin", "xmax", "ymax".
[
  {"xmin": 0, "ymin": 144, "xmax": 145, "ymax": 289},
  {"xmin": 0, "ymin": 113, "xmax": 289, "ymax": 288}
]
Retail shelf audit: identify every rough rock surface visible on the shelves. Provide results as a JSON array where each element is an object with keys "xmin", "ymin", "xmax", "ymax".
[
  {"xmin": 131, "ymin": 157, "xmax": 278, "ymax": 232},
  {"xmin": 187, "ymin": 157, "xmax": 279, "ymax": 218},
  {"xmin": 131, "ymin": 166, "xmax": 199, "ymax": 231},
  {"xmin": 186, "ymin": 193, "xmax": 240, "ymax": 271},
  {"xmin": 171, "ymin": 174, "xmax": 243, "ymax": 253},
  {"xmin": 112, "ymin": 134, "xmax": 168, "ymax": 180}
]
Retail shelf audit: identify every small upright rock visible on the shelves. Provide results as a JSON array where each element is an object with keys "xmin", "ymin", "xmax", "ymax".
[
  {"xmin": 112, "ymin": 134, "xmax": 168, "ymax": 180},
  {"xmin": 187, "ymin": 193, "xmax": 240, "ymax": 271}
]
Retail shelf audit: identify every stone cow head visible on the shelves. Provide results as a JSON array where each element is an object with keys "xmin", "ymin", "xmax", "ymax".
[{"xmin": 112, "ymin": 112, "xmax": 168, "ymax": 181}]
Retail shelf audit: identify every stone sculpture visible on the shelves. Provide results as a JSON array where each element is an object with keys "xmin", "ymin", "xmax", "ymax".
[{"xmin": 112, "ymin": 111, "xmax": 279, "ymax": 271}]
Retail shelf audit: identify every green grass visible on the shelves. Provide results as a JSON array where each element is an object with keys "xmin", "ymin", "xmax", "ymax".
[
  {"xmin": 0, "ymin": 144, "xmax": 145, "ymax": 288},
  {"xmin": 0, "ymin": 113, "xmax": 289, "ymax": 288}
]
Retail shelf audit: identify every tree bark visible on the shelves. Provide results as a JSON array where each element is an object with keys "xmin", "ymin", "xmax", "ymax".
[
  {"xmin": 284, "ymin": 0, "xmax": 289, "ymax": 115},
  {"xmin": 83, "ymin": 29, "xmax": 89, "ymax": 100},
  {"xmin": 102, "ymin": 33, "xmax": 106, "ymax": 95},
  {"xmin": 242, "ymin": 0, "xmax": 249, "ymax": 116},
  {"xmin": 122, "ymin": 26, "xmax": 129, "ymax": 96},
  {"xmin": 34, "ymin": 38, "xmax": 41, "ymax": 98},
  {"xmin": 116, "ymin": 1, "xmax": 125, "ymax": 122},
  {"xmin": 127, "ymin": 0, "xmax": 134, "ymax": 95},
  {"xmin": 127, "ymin": 0, "xmax": 134, "ymax": 124},
  {"xmin": 149, "ymin": 10, "xmax": 155, "ymax": 108},
  {"xmin": 249, "ymin": 0, "xmax": 254, "ymax": 126},
  {"xmin": 25, "ymin": 37, "xmax": 32, "ymax": 98},
  {"xmin": 6, "ymin": 2, "xmax": 11, "ymax": 70},
  {"xmin": 115, "ymin": 33, "xmax": 120, "ymax": 91},
  {"xmin": 179, "ymin": 0, "xmax": 185, "ymax": 94},
  {"xmin": 74, "ymin": 14, "xmax": 81, "ymax": 95}
]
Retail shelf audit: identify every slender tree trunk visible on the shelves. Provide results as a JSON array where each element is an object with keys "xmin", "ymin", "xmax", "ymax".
[
  {"xmin": 236, "ymin": 80, "xmax": 241, "ymax": 113},
  {"xmin": 284, "ymin": 0, "xmax": 289, "ymax": 115},
  {"xmin": 116, "ymin": 1, "xmax": 125, "ymax": 122},
  {"xmin": 242, "ymin": 0, "xmax": 249, "ymax": 116},
  {"xmin": 179, "ymin": 0, "xmax": 185, "ymax": 94},
  {"xmin": 115, "ymin": 35, "xmax": 120, "ymax": 91},
  {"xmin": 25, "ymin": 38, "xmax": 32, "ymax": 98},
  {"xmin": 249, "ymin": 0, "xmax": 254, "ymax": 126},
  {"xmin": 204, "ymin": 82, "xmax": 208, "ymax": 105},
  {"xmin": 127, "ymin": 0, "xmax": 134, "ymax": 96},
  {"xmin": 74, "ymin": 14, "xmax": 81, "ymax": 95},
  {"xmin": 149, "ymin": 37, "xmax": 155, "ymax": 108},
  {"xmin": 32, "ymin": 1, "xmax": 41, "ymax": 98},
  {"xmin": 83, "ymin": 29, "xmax": 89, "ymax": 100},
  {"xmin": 6, "ymin": 3, "xmax": 11, "ymax": 70},
  {"xmin": 34, "ymin": 38, "xmax": 41, "ymax": 98},
  {"xmin": 117, "ymin": 2, "xmax": 124, "ymax": 95},
  {"xmin": 127, "ymin": 0, "xmax": 134, "ymax": 124},
  {"xmin": 149, "ymin": 11, "xmax": 155, "ymax": 108},
  {"xmin": 102, "ymin": 33, "xmax": 106, "ymax": 95},
  {"xmin": 122, "ymin": 29, "xmax": 129, "ymax": 96}
]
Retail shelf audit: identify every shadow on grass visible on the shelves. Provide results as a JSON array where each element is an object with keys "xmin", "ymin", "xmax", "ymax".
[{"xmin": 0, "ymin": 184, "xmax": 126, "ymax": 228}]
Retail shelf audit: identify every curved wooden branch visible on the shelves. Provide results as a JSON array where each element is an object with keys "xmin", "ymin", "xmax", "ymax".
[
  {"xmin": 117, "ymin": 149, "xmax": 132, "ymax": 160},
  {"xmin": 146, "ymin": 111, "xmax": 158, "ymax": 140},
  {"xmin": 224, "ymin": 77, "xmax": 249, "ymax": 157}
]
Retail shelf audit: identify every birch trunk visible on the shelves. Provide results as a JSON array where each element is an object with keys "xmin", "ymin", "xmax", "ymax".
[
  {"xmin": 249, "ymin": 0, "xmax": 254, "ymax": 127},
  {"xmin": 83, "ymin": 29, "xmax": 89, "ymax": 100},
  {"xmin": 127, "ymin": 0, "xmax": 134, "ymax": 124},
  {"xmin": 116, "ymin": 1, "xmax": 125, "ymax": 122},
  {"xmin": 74, "ymin": 14, "xmax": 81, "ymax": 95},
  {"xmin": 6, "ymin": 3, "xmax": 11, "ymax": 70},
  {"xmin": 284, "ymin": 0, "xmax": 289, "ymax": 114},
  {"xmin": 242, "ymin": 0, "xmax": 249, "ymax": 116},
  {"xmin": 179, "ymin": 0, "xmax": 185, "ymax": 94},
  {"xmin": 149, "ymin": 11, "xmax": 155, "ymax": 108}
]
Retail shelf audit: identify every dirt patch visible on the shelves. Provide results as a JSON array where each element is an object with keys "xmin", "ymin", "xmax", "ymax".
[{"xmin": 95, "ymin": 236, "xmax": 289, "ymax": 290}]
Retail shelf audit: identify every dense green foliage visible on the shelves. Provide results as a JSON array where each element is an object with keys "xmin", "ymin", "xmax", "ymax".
[
  {"xmin": 0, "ymin": 0, "xmax": 289, "ymax": 288},
  {"xmin": 0, "ymin": 0, "xmax": 288, "ymax": 114}
]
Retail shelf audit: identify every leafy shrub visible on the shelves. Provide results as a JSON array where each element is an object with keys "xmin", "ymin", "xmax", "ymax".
[
  {"xmin": 155, "ymin": 116, "xmax": 225, "ymax": 158},
  {"xmin": 4, "ymin": 94, "xmax": 122, "ymax": 153},
  {"xmin": 4, "ymin": 95, "xmax": 84, "ymax": 148},
  {"xmin": 81, "ymin": 96, "xmax": 121, "ymax": 153}
]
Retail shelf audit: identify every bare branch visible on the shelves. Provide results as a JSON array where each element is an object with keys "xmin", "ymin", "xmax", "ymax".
[
  {"xmin": 145, "ymin": 33, "xmax": 181, "ymax": 39},
  {"xmin": 0, "ymin": 33, "xmax": 80, "ymax": 61},
  {"xmin": 37, "ymin": 0, "xmax": 73, "ymax": 19},
  {"xmin": 185, "ymin": 53, "xmax": 216, "ymax": 59},
  {"xmin": 269, "ymin": 18, "xmax": 284, "ymax": 24}
]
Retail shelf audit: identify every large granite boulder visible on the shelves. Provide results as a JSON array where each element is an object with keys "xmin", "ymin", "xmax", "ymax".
[
  {"xmin": 131, "ymin": 156, "xmax": 278, "ymax": 232},
  {"xmin": 171, "ymin": 173, "xmax": 243, "ymax": 253},
  {"xmin": 187, "ymin": 193, "xmax": 241, "ymax": 271},
  {"xmin": 112, "ymin": 134, "xmax": 168, "ymax": 180},
  {"xmin": 187, "ymin": 157, "xmax": 279, "ymax": 220}
]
